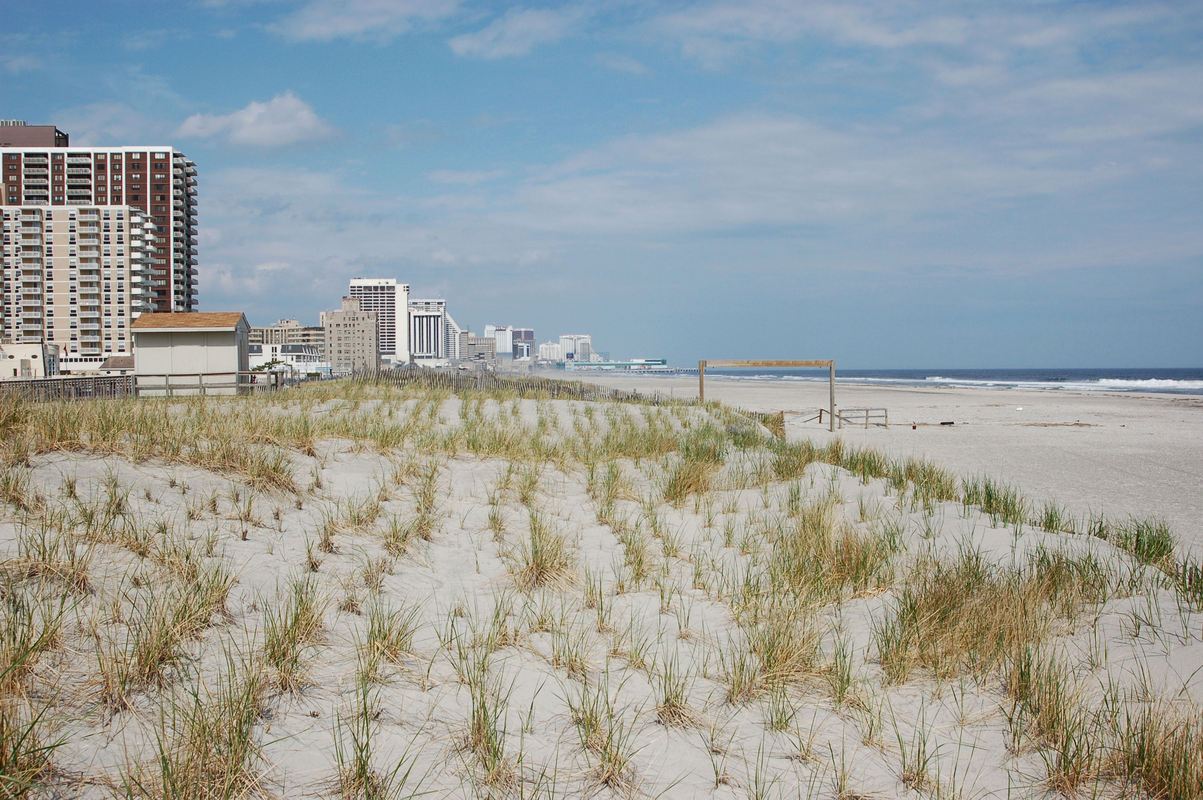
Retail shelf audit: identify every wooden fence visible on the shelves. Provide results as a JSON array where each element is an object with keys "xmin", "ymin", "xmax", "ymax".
[{"xmin": 360, "ymin": 369, "xmax": 681, "ymax": 406}]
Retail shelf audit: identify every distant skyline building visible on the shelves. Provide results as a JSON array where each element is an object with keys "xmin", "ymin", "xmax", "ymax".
[
  {"xmin": 484, "ymin": 324, "xmax": 514, "ymax": 361},
  {"xmin": 1, "ymin": 124, "xmax": 199, "ymax": 313},
  {"xmin": 537, "ymin": 341, "xmax": 562, "ymax": 362},
  {"xmin": 558, "ymin": 334, "xmax": 592, "ymax": 362},
  {"xmin": 249, "ymin": 318, "xmax": 324, "ymax": 357},
  {"xmin": 512, "ymin": 327, "xmax": 534, "ymax": 360},
  {"xmin": 445, "ymin": 311, "xmax": 463, "ymax": 360},
  {"xmin": 1, "ymin": 205, "xmax": 159, "ymax": 372},
  {"xmin": 348, "ymin": 277, "xmax": 409, "ymax": 363},
  {"xmin": 408, "ymin": 298, "xmax": 450, "ymax": 361},
  {"xmin": 321, "ymin": 296, "xmax": 378, "ymax": 375},
  {"xmin": 460, "ymin": 332, "xmax": 497, "ymax": 364}
]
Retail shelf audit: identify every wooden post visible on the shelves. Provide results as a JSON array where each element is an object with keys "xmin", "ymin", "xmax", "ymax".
[
  {"xmin": 698, "ymin": 360, "xmax": 706, "ymax": 403},
  {"xmin": 828, "ymin": 362, "xmax": 836, "ymax": 433}
]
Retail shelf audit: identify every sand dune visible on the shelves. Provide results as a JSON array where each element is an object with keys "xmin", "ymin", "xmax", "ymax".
[{"xmin": 1, "ymin": 378, "xmax": 1201, "ymax": 798}]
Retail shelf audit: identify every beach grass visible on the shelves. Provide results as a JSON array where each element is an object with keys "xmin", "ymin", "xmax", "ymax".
[{"xmin": 0, "ymin": 377, "xmax": 1200, "ymax": 797}]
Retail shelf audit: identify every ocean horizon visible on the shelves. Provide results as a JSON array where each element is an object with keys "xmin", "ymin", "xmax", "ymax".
[{"xmin": 683, "ymin": 367, "xmax": 1203, "ymax": 396}]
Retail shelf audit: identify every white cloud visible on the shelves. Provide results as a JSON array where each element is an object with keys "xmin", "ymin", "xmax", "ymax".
[
  {"xmin": 176, "ymin": 92, "xmax": 337, "ymax": 147},
  {"xmin": 449, "ymin": 6, "xmax": 584, "ymax": 59},
  {"xmin": 54, "ymin": 103, "xmax": 172, "ymax": 147},
  {"xmin": 382, "ymin": 120, "xmax": 446, "ymax": 149},
  {"xmin": 271, "ymin": 0, "xmax": 460, "ymax": 42},
  {"xmin": 654, "ymin": 0, "xmax": 969, "ymax": 65},
  {"xmin": 651, "ymin": 0, "xmax": 1187, "ymax": 71},
  {"xmin": 595, "ymin": 52, "xmax": 648, "ymax": 75},
  {"xmin": 1, "ymin": 55, "xmax": 39, "ymax": 74},
  {"xmin": 427, "ymin": 169, "xmax": 507, "ymax": 185}
]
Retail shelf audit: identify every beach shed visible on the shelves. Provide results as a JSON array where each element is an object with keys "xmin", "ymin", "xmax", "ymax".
[{"xmin": 132, "ymin": 312, "xmax": 251, "ymax": 396}]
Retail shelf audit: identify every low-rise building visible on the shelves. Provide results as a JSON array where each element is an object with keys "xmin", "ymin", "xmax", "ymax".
[
  {"xmin": 250, "ymin": 318, "xmax": 326, "ymax": 352},
  {"xmin": 249, "ymin": 343, "xmax": 330, "ymax": 378},
  {"xmin": 131, "ymin": 312, "xmax": 250, "ymax": 396},
  {"xmin": 0, "ymin": 342, "xmax": 59, "ymax": 378}
]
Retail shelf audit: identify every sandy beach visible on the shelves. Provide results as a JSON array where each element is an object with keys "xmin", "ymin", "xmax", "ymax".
[
  {"xmin": 3, "ymin": 377, "xmax": 1202, "ymax": 798},
  {"xmin": 566, "ymin": 373, "xmax": 1203, "ymax": 552}
]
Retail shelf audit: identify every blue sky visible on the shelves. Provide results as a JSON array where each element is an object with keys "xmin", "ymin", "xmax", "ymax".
[{"xmin": 5, "ymin": 0, "xmax": 1202, "ymax": 367}]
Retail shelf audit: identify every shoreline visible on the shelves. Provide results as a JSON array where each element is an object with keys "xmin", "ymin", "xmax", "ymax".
[{"xmin": 564, "ymin": 372, "xmax": 1203, "ymax": 550}]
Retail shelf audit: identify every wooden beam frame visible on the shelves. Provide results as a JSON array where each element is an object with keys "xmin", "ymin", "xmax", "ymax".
[{"xmin": 698, "ymin": 359, "xmax": 836, "ymax": 433}]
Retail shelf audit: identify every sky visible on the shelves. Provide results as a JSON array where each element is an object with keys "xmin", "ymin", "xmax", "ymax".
[{"xmin": 4, "ymin": 0, "xmax": 1202, "ymax": 367}]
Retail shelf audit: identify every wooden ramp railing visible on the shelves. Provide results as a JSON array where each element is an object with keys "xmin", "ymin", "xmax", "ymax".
[{"xmin": 699, "ymin": 359, "xmax": 836, "ymax": 432}]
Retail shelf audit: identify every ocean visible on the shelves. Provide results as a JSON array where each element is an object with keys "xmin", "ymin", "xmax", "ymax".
[{"xmin": 698, "ymin": 367, "xmax": 1203, "ymax": 396}]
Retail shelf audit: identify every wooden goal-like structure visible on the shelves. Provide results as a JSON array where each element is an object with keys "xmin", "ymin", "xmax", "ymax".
[{"xmin": 698, "ymin": 359, "xmax": 836, "ymax": 432}]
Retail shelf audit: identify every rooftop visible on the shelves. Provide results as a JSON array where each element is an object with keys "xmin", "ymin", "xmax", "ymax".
[{"xmin": 132, "ymin": 312, "xmax": 247, "ymax": 331}]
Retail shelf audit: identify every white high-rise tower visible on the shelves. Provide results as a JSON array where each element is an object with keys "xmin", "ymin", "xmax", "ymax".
[{"xmin": 348, "ymin": 278, "xmax": 409, "ymax": 363}]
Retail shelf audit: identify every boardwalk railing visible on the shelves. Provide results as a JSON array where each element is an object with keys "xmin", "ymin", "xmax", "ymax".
[
  {"xmin": 835, "ymin": 407, "xmax": 889, "ymax": 429},
  {"xmin": 134, "ymin": 372, "xmax": 282, "ymax": 397},
  {"xmin": 0, "ymin": 374, "xmax": 134, "ymax": 401},
  {"xmin": 795, "ymin": 407, "xmax": 890, "ymax": 429}
]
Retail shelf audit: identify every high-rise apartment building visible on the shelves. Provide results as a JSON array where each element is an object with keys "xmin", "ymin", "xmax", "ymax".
[
  {"xmin": 348, "ymin": 278, "xmax": 409, "ymax": 363},
  {"xmin": 1, "ymin": 126, "xmax": 198, "ymax": 313},
  {"xmin": 1, "ymin": 205, "xmax": 158, "ymax": 372},
  {"xmin": 0, "ymin": 120, "xmax": 68, "ymax": 148}
]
